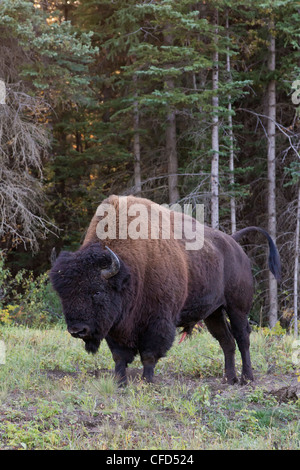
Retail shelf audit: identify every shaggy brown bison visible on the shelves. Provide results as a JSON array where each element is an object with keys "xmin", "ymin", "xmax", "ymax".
[{"xmin": 50, "ymin": 195, "xmax": 281, "ymax": 385}]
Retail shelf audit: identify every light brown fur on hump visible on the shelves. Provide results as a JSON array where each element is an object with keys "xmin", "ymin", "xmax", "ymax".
[
  {"xmin": 81, "ymin": 195, "xmax": 219, "ymax": 290},
  {"xmin": 82, "ymin": 195, "xmax": 190, "ymax": 322},
  {"xmin": 83, "ymin": 194, "xmax": 213, "ymax": 253}
]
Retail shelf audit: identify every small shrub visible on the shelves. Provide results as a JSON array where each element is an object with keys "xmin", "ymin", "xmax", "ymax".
[
  {"xmin": 0, "ymin": 251, "xmax": 62, "ymax": 327},
  {"xmin": 259, "ymin": 322, "xmax": 287, "ymax": 337},
  {"xmin": 0, "ymin": 305, "xmax": 20, "ymax": 325}
]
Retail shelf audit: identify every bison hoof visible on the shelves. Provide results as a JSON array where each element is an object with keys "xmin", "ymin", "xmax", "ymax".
[
  {"xmin": 240, "ymin": 375, "xmax": 254, "ymax": 386},
  {"xmin": 222, "ymin": 375, "xmax": 238, "ymax": 385},
  {"xmin": 116, "ymin": 374, "xmax": 127, "ymax": 387},
  {"xmin": 117, "ymin": 381, "xmax": 127, "ymax": 388},
  {"xmin": 141, "ymin": 374, "xmax": 154, "ymax": 384}
]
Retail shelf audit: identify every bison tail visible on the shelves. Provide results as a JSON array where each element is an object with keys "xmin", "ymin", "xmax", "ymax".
[{"xmin": 232, "ymin": 226, "xmax": 281, "ymax": 282}]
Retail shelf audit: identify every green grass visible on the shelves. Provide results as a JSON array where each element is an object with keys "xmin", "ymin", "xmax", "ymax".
[{"xmin": 0, "ymin": 325, "xmax": 299, "ymax": 450}]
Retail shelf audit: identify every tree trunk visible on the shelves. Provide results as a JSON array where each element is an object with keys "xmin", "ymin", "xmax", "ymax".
[
  {"xmin": 226, "ymin": 11, "xmax": 236, "ymax": 234},
  {"xmin": 165, "ymin": 99, "xmax": 179, "ymax": 203},
  {"xmin": 293, "ymin": 11, "xmax": 300, "ymax": 337},
  {"xmin": 211, "ymin": 9, "xmax": 219, "ymax": 229},
  {"xmin": 294, "ymin": 185, "xmax": 300, "ymax": 337},
  {"xmin": 267, "ymin": 20, "xmax": 278, "ymax": 328},
  {"xmin": 133, "ymin": 75, "xmax": 141, "ymax": 195},
  {"xmin": 164, "ymin": 30, "xmax": 179, "ymax": 204}
]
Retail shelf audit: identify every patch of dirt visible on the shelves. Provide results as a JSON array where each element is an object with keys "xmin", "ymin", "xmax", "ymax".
[
  {"xmin": 75, "ymin": 409, "xmax": 122, "ymax": 430},
  {"xmin": 42, "ymin": 368, "xmax": 79, "ymax": 380},
  {"xmin": 248, "ymin": 373, "xmax": 300, "ymax": 402},
  {"xmin": 42, "ymin": 366, "xmax": 300, "ymax": 404},
  {"xmin": 199, "ymin": 372, "xmax": 300, "ymax": 403}
]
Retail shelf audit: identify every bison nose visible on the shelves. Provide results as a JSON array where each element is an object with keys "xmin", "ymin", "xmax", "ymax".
[{"xmin": 68, "ymin": 324, "xmax": 91, "ymax": 339}]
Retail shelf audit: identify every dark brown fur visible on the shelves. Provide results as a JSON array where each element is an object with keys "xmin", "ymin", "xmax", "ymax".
[{"xmin": 50, "ymin": 195, "xmax": 280, "ymax": 385}]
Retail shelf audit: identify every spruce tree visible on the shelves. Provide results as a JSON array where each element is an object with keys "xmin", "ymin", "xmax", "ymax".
[{"xmin": 0, "ymin": 0, "xmax": 96, "ymax": 251}]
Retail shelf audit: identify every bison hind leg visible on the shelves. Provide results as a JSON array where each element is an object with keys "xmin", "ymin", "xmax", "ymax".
[
  {"xmin": 204, "ymin": 308, "xmax": 238, "ymax": 385},
  {"xmin": 140, "ymin": 351, "xmax": 156, "ymax": 383},
  {"xmin": 226, "ymin": 307, "xmax": 254, "ymax": 385}
]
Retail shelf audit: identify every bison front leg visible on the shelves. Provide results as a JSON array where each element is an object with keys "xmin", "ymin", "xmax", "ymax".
[
  {"xmin": 114, "ymin": 355, "xmax": 128, "ymax": 385},
  {"xmin": 139, "ymin": 319, "xmax": 176, "ymax": 383},
  {"xmin": 106, "ymin": 337, "xmax": 136, "ymax": 386}
]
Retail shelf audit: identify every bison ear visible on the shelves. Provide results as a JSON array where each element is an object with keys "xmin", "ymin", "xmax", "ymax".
[
  {"xmin": 52, "ymin": 250, "xmax": 73, "ymax": 268},
  {"xmin": 110, "ymin": 267, "xmax": 130, "ymax": 293}
]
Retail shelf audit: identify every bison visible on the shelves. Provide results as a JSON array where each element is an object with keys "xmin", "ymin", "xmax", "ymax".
[{"xmin": 50, "ymin": 195, "xmax": 281, "ymax": 385}]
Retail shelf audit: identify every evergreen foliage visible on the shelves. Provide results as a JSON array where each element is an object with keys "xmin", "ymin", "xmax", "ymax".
[{"xmin": 1, "ymin": 0, "xmax": 300, "ymax": 327}]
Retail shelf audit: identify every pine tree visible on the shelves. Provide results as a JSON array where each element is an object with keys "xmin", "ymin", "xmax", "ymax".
[
  {"xmin": 0, "ymin": 0, "xmax": 96, "ymax": 251},
  {"xmin": 267, "ymin": 14, "xmax": 278, "ymax": 328},
  {"xmin": 226, "ymin": 10, "xmax": 236, "ymax": 234},
  {"xmin": 294, "ymin": 184, "xmax": 300, "ymax": 337},
  {"xmin": 77, "ymin": 0, "xmax": 216, "ymax": 202},
  {"xmin": 9, "ymin": 0, "xmax": 298, "ymax": 325},
  {"xmin": 211, "ymin": 7, "xmax": 220, "ymax": 229},
  {"xmin": 234, "ymin": 0, "xmax": 300, "ymax": 326}
]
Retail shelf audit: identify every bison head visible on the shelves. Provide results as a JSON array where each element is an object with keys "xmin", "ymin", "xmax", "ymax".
[{"xmin": 49, "ymin": 243, "xmax": 130, "ymax": 354}]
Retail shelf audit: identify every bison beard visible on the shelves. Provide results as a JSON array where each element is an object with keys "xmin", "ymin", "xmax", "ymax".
[
  {"xmin": 50, "ymin": 195, "xmax": 281, "ymax": 386},
  {"xmin": 84, "ymin": 336, "xmax": 101, "ymax": 354}
]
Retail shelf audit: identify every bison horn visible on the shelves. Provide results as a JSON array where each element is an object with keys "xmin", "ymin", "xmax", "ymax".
[{"xmin": 101, "ymin": 246, "xmax": 121, "ymax": 279}]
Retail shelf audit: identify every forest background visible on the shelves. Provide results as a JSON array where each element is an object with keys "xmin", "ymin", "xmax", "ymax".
[{"xmin": 0, "ymin": 0, "xmax": 300, "ymax": 331}]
